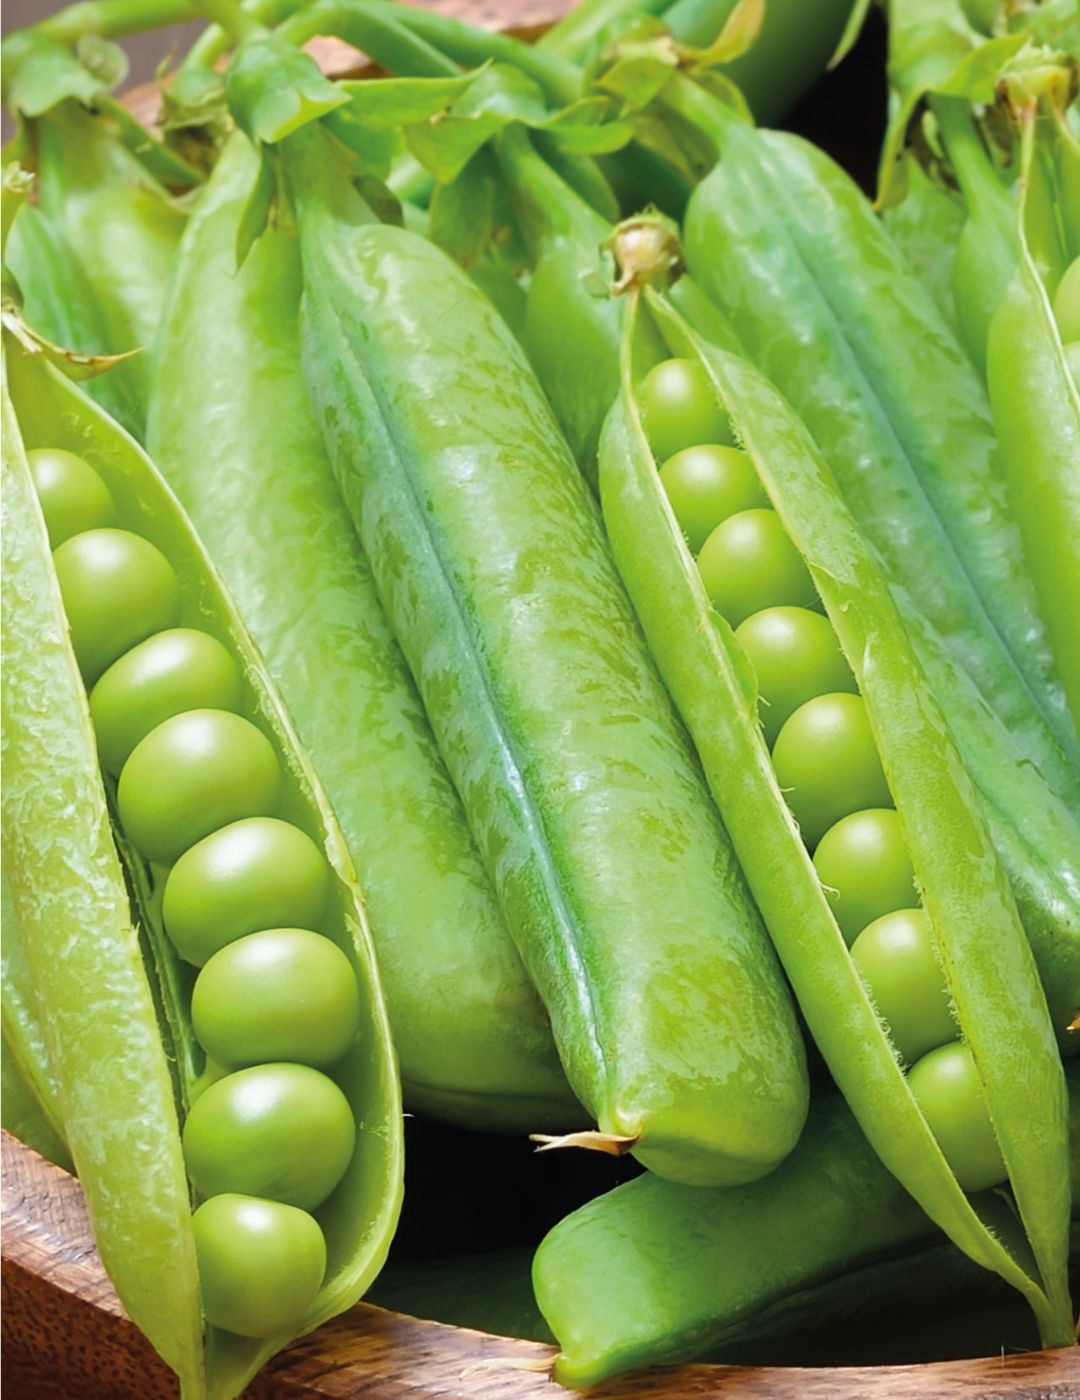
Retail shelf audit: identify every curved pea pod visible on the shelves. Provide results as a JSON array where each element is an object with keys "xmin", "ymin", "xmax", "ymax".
[
  {"xmin": 1, "ymin": 343, "xmax": 206, "ymax": 1396},
  {"xmin": 536, "ymin": 1067, "xmax": 1080, "ymax": 1387},
  {"xmin": 148, "ymin": 130, "xmax": 575, "ymax": 1133},
  {"xmin": 598, "ymin": 288, "xmax": 1072, "ymax": 1344},
  {"xmin": 284, "ymin": 119, "xmax": 807, "ymax": 1186},
  {"xmin": 675, "ymin": 85, "xmax": 1079, "ymax": 791},
  {"xmin": 4, "ymin": 336, "xmax": 405, "ymax": 1400}
]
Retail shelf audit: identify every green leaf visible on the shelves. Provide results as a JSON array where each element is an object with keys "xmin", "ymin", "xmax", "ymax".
[
  {"xmin": 0, "ymin": 297, "xmax": 140, "ymax": 380},
  {"xmin": 354, "ymin": 173, "xmax": 405, "ymax": 227},
  {"xmin": 938, "ymin": 31, "xmax": 1029, "ymax": 101},
  {"xmin": 1, "ymin": 163, "xmax": 35, "ymax": 252},
  {"xmin": 539, "ymin": 97, "xmax": 633, "ymax": 154},
  {"xmin": 428, "ymin": 149, "xmax": 498, "ymax": 267},
  {"xmin": 338, "ymin": 73, "xmax": 476, "ymax": 128},
  {"xmin": 323, "ymin": 108, "xmax": 400, "ymax": 178},
  {"xmin": 226, "ymin": 32, "xmax": 348, "ymax": 146},
  {"xmin": 405, "ymin": 111, "xmax": 504, "ymax": 184},
  {"xmin": 831, "ymin": 0, "xmax": 874, "ymax": 68},
  {"xmin": 1, "ymin": 30, "xmax": 103, "ymax": 118},
  {"xmin": 690, "ymin": 0, "xmax": 765, "ymax": 67},
  {"xmin": 95, "ymin": 95, "xmax": 204, "ymax": 188},
  {"xmin": 74, "ymin": 35, "xmax": 128, "ymax": 92},
  {"xmin": 235, "ymin": 143, "xmax": 275, "ymax": 269}
]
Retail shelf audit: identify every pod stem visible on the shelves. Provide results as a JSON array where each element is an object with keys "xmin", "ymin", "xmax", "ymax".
[
  {"xmin": 33, "ymin": 0, "xmax": 198, "ymax": 43},
  {"xmin": 530, "ymin": 1130, "xmax": 640, "ymax": 1156}
]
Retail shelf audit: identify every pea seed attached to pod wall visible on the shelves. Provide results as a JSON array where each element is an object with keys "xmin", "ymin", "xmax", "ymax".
[{"xmin": 3, "ymin": 340, "xmax": 403, "ymax": 1398}]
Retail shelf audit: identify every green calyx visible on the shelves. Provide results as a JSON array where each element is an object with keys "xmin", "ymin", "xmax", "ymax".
[{"xmin": 608, "ymin": 210, "xmax": 683, "ymax": 292}]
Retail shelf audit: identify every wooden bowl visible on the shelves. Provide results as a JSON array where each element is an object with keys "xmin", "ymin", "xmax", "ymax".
[
  {"xmin": 4, "ymin": 5, "xmax": 1079, "ymax": 1396},
  {"xmin": 5, "ymin": 1132, "xmax": 1079, "ymax": 1398}
]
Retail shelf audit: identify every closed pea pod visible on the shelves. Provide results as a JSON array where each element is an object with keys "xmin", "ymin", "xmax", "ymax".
[
  {"xmin": 598, "ymin": 284, "xmax": 1071, "ymax": 1343},
  {"xmin": 182, "ymin": 12, "xmax": 808, "ymax": 1183},
  {"xmin": 274, "ymin": 106, "xmax": 808, "ymax": 1185},
  {"xmin": 4, "ymin": 335, "xmax": 403, "ymax": 1400},
  {"xmin": 147, "ymin": 130, "xmax": 576, "ymax": 1133},
  {"xmin": 534, "ymin": 1066, "xmax": 1080, "ymax": 1387}
]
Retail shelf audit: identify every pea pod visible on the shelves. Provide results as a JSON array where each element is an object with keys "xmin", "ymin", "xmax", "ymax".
[
  {"xmin": 215, "ymin": 40, "xmax": 811, "ymax": 1181},
  {"xmin": 985, "ymin": 111, "xmax": 1080, "ymax": 740},
  {"xmin": 536, "ymin": 1066, "xmax": 1080, "ymax": 1386},
  {"xmin": 598, "ymin": 287, "xmax": 1072, "ymax": 1343},
  {"xmin": 147, "ymin": 129, "xmax": 576, "ymax": 1132},
  {"xmin": 913, "ymin": 77, "xmax": 1080, "ymax": 739},
  {"xmin": 647, "ymin": 76, "xmax": 1078, "ymax": 778},
  {"xmin": 3, "ymin": 333, "xmax": 404, "ymax": 1399},
  {"xmin": 623, "ymin": 75, "xmax": 1080, "ymax": 1045},
  {"xmin": 2, "ymin": 344, "xmax": 205, "ymax": 1396}
]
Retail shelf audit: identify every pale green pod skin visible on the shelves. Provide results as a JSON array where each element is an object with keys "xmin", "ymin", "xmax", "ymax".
[
  {"xmin": 1, "ymin": 846, "xmax": 74, "ymax": 1174},
  {"xmin": 1, "ymin": 344, "xmax": 205, "ymax": 1397},
  {"xmin": 288, "ymin": 124, "xmax": 808, "ymax": 1187},
  {"xmin": 147, "ymin": 132, "xmax": 576, "ymax": 1132},
  {"xmin": 34, "ymin": 102, "xmax": 187, "ymax": 428},
  {"xmin": 5, "ymin": 340, "xmax": 404, "ymax": 1400}
]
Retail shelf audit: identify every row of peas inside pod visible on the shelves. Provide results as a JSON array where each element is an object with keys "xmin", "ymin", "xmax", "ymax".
[
  {"xmin": 639, "ymin": 357, "xmax": 1004, "ymax": 1193},
  {"xmin": 28, "ymin": 444, "xmax": 364, "ymax": 1339}
]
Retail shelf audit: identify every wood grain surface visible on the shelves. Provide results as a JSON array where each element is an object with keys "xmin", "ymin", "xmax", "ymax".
[{"xmin": 4, "ymin": 1132, "xmax": 1079, "ymax": 1398}]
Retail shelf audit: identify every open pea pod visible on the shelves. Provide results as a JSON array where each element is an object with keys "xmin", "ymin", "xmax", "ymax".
[
  {"xmin": 598, "ymin": 287, "xmax": 1073, "ymax": 1345},
  {"xmin": 2, "ymin": 343, "xmax": 206, "ymax": 1396},
  {"xmin": 3, "ymin": 335, "xmax": 404, "ymax": 1400}
]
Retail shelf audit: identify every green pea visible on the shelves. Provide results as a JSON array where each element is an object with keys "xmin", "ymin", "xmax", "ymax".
[
  {"xmin": 90, "ymin": 629, "xmax": 244, "ymax": 775},
  {"xmin": 26, "ymin": 447, "xmax": 116, "ymax": 547},
  {"xmin": 735, "ymin": 606, "xmax": 856, "ymax": 747},
  {"xmin": 192, "ymin": 929, "xmax": 362, "ymax": 1069},
  {"xmin": 1052, "ymin": 256, "xmax": 1080, "ymax": 343},
  {"xmin": 659, "ymin": 445, "xmax": 766, "ymax": 553},
  {"xmin": 117, "ymin": 709, "xmax": 280, "ymax": 865},
  {"xmin": 192, "ymin": 1194, "xmax": 326, "ymax": 1339},
  {"xmin": 908, "ymin": 1041, "xmax": 1007, "ymax": 1192},
  {"xmin": 182, "ymin": 1063, "xmax": 356, "ymax": 1211},
  {"xmin": 163, "ymin": 817, "xmax": 331, "ymax": 967},
  {"xmin": 850, "ymin": 908, "xmax": 955, "ymax": 1065},
  {"xmin": 638, "ymin": 359, "xmax": 734, "ymax": 463},
  {"xmin": 772, "ymin": 693, "xmax": 893, "ymax": 849},
  {"xmin": 812, "ymin": 809, "xmax": 917, "ymax": 945},
  {"xmin": 698, "ymin": 510, "xmax": 818, "ymax": 629},
  {"xmin": 51, "ymin": 528, "xmax": 181, "ymax": 684}
]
